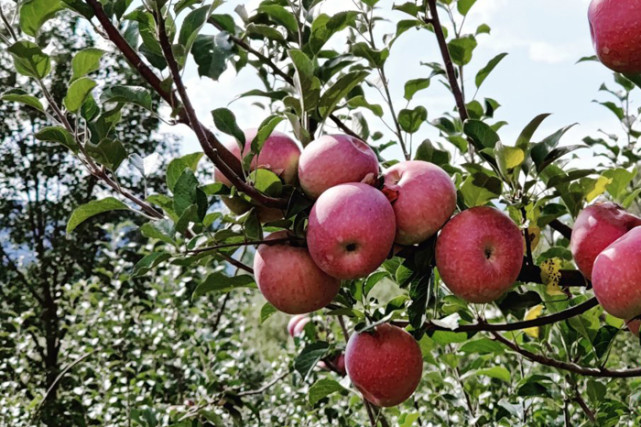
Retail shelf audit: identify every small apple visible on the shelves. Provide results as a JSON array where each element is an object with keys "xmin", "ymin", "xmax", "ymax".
[
  {"xmin": 254, "ymin": 232, "xmax": 341, "ymax": 314},
  {"xmin": 588, "ymin": 0, "xmax": 641, "ymax": 73},
  {"xmin": 287, "ymin": 314, "xmax": 310, "ymax": 337},
  {"xmin": 345, "ymin": 323, "xmax": 423, "ymax": 407},
  {"xmin": 298, "ymin": 134, "xmax": 379, "ymax": 199},
  {"xmin": 214, "ymin": 129, "xmax": 301, "ymax": 222},
  {"xmin": 306, "ymin": 183, "xmax": 396, "ymax": 279},
  {"xmin": 383, "ymin": 160, "xmax": 457, "ymax": 245},
  {"xmin": 570, "ymin": 202, "xmax": 641, "ymax": 280},
  {"xmin": 435, "ymin": 206, "xmax": 524, "ymax": 303},
  {"xmin": 627, "ymin": 319, "xmax": 640, "ymax": 337},
  {"xmin": 592, "ymin": 226, "xmax": 641, "ymax": 320}
]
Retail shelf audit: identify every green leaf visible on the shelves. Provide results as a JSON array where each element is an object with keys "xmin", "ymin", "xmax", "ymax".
[
  {"xmin": 257, "ymin": 4, "xmax": 298, "ymax": 35},
  {"xmin": 19, "ymin": 0, "xmax": 64, "ymax": 36},
  {"xmin": 3, "ymin": 89, "xmax": 44, "ymax": 113},
  {"xmin": 35, "ymin": 126, "xmax": 78, "ymax": 152},
  {"xmin": 248, "ymin": 169, "xmax": 283, "ymax": 197},
  {"xmin": 140, "ymin": 220, "xmax": 176, "ymax": 245},
  {"xmin": 460, "ymin": 338, "xmax": 504, "ymax": 354},
  {"xmin": 515, "ymin": 113, "xmax": 551, "ymax": 150},
  {"xmin": 193, "ymin": 272, "xmax": 255, "ymax": 297},
  {"xmin": 166, "ymin": 152, "xmax": 204, "ymax": 191},
  {"xmin": 448, "ymin": 35, "xmax": 477, "ymax": 66},
  {"xmin": 132, "ymin": 252, "xmax": 171, "ymax": 277},
  {"xmin": 250, "ymin": 115, "xmax": 286, "ymax": 153},
  {"xmin": 61, "ymin": 0, "xmax": 94, "ymax": 19},
  {"xmin": 245, "ymin": 23, "xmax": 285, "ymax": 42},
  {"xmin": 457, "ymin": 0, "xmax": 477, "ymax": 15},
  {"xmin": 475, "ymin": 52, "xmax": 507, "ymax": 89},
  {"xmin": 173, "ymin": 169, "xmax": 200, "ymax": 216},
  {"xmin": 101, "ymin": 85, "xmax": 153, "ymax": 110},
  {"xmin": 294, "ymin": 342, "xmax": 329, "ymax": 380},
  {"xmin": 66, "ymin": 197, "xmax": 129, "ymax": 233},
  {"xmin": 351, "ymin": 42, "xmax": 389, "ymax": 67},
  {"xmin": 308, "ymin": 11, "xmax": 358, "ymax": 55},
  {"xmin": 192, "ymin": 34, "xmax": 233, "ymax": 81},
  {"xmin": 460, "ymin": 173, "xmax": 502, "ymax": 207},
  {"xmin": 464, "ymin": 119, "xmax": 500, "ymax": 149},
  {"xmin": 363, "ymin": 271, "xmax": 390, "ymax": 296},
  {"xmin": 8, "ymin": 40, "xmax": 52, "ymax": 79},
  {"xmin": 71, "ymin": 48, "xmax": 104, "ymax": 81},
  {"xmin": 318, "ymin": 70, "xmax": 368, "ymax": 118},
  {"xmin": 347, "ymin": 95, "xmax": 383, "ymax": 117},
  {"xmin": 408, "ymin": 274, "xmax": 431, "ymax": 333},
  {"xmin": 404, "ymin": 78, "xmax": 430, "ymax": 100},
  {"xmin": 430, "ymin": 331, "xmax": 468, "ymax": 345},
  {"xmin": 308, "ymin": 378, "xmax": 345, "ymax": 405},
  {"xmin": 179, "ymin": 6, "xmax": 211, "ymax": 60},
  {"xmin": 468, "ymin": 366, "xmax": 511, "ymax": 383},
  {"xmin": 259, "ymin": 303, "xmax": 278, "ymax": 324},
  {"xmin": 212, "ymin": 108, "xmax": 245, "ymax": 145},
  {"xmin": 86, "ymin": 138, "xmax": 127, "ymax": 170},
  {"xmin": 64, "ymin": 77, "xmax": 97, "ymax": 112},
  {"xmin": 398, "ymin": 106, "xmax": 427, "ymax": 133},
  {"xmin": 289, "ymin": 49, "xmax": 321, "ymax": 113}
]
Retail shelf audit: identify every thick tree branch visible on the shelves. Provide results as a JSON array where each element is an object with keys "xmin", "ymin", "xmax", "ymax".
[
  {"xmin": 84, "ymin": 0, "xmax": 287, "ymax": 209},
  {"xmin": 393, "ymin": 297, "xmax": 599, "ymax": 332},
  {"xmin": 426, "ymin": 0, "xmax": 468, "ymax": 122},
  {"xmin": 491, "ymin": 331, "xmax": 641, "ymax": 378}
]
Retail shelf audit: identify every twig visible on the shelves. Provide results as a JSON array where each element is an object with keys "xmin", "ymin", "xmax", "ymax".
[
  {"xmin": 34, "ymin": 350, "xmax": 98, "ymax": 414},
  {"xmin": 186, "ymin": 237, "xmax": 292, "ymax": 255},
  {"xmin": 236, "ymin": 371, "xmax": 290, "ymax": 397},
  {"xmin": 392, "ymin": 297, "xmax": 599, "ymax": 332},
  {"xmin": 218, "ymin": 252, "xmax": 254, "ymax": 274},
  {"xmin": 491, "ymin": 331, "xmax": 641, "ymax": 378}
]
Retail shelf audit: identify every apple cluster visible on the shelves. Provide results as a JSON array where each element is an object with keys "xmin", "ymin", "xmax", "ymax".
[
  {"xmin": 215, "ymin": 130, "xmax": 537, "ymax": 407},
  {"xmin": 570, "ymin": 202, "xmax": 641, "ymax": 331}
]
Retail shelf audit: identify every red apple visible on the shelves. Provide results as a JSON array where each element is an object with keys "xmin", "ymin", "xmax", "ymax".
[
  {"xmin": 214, "ymin": 129, "xmax": 301, "ymax": 222},
  {"xmin": 253, "ymin": 232, "xmax": 341, "ymax": 314},
  {"xmin": 345, "ymin": 323, "xmax": 423, "ymax": 407},
  {"xmin": 588, "ymin": 0, "xmax": 641, "ymax": 73},
  {"xmin": 287, "ymin": 314, "xmax": 310, "ymax": 337},
  {"xmin": 383, "ymin": 160, "xmax": 457, "ymax": 245},
  {"xmin": 570, "ymin": 202, "xmax": 641, "ymax": 280},
  {"xmin": 435, "ymin": 206, "xmax": 524, "ymax": 303},
  {"xmin": 332, "ymin": 353, "xmax": 346, "ymax": 376},
  {"xmin": 592, "ymin": 226, "xmax": 641, "ymax": 320},
  {"xmin": 298, "ymin": 134, "xmax": 379, "ymax": 199},
  {"xmin": 307, "ymin": 183, "xmax": 396, "ymax": 279}
]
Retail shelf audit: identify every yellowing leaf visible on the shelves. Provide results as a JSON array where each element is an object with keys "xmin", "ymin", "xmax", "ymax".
[
  {"xmin": 503, "ymin": 146, "xmax": 525, "ymax": 169},
  {"xmin": 540, "ymin": 257, "xmax": 564, "ymax": 296},
  {"xmin": 586, "ymin": 175, "xmax": 613, "ymax": 202},
  {"xmin": 524, "ymin": 304, "xmax": 544, "ymax": 338}
]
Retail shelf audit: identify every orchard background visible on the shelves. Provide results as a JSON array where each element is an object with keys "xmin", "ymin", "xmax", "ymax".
[{"xmin": 2, "ymin": 0, "xmax": 641, "ymax": 426}]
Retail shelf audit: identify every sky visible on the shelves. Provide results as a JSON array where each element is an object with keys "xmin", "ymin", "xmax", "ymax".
[{"xmin": 159, "ymin": 0, "xmax": 630, "ymax": 163}]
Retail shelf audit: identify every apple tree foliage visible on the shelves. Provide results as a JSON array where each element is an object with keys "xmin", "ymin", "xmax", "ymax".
[{"xmin": 3, "ymin": 0, "xmax": 641, "ymax": 425}]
